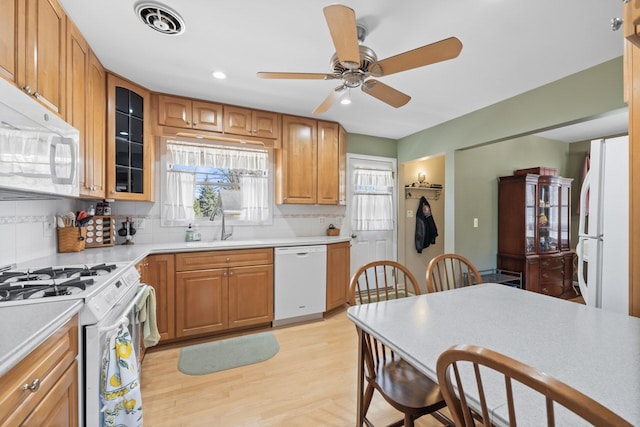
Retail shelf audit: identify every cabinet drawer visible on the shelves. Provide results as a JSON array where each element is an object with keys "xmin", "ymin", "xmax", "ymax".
[
  {"xmin": 538, "ymin": 283, "xmax": 564, "ymax": 297},
  {"xmin": 0, "ymin": 315, "xmax": 78, "ymax": 425},
  {"xmin": 540, "ymin": 268, "xmax": 564, "ymax": 282},
  {"xmin": 176, "ymin": 248, "xmax": 273, "ymax": 271},
  {"xmin": 540, "ymin": 257, "xmax": 564, "ymax": 270}
]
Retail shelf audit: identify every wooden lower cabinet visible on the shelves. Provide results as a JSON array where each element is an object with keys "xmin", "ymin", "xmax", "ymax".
[
  {"xmin": 176, "ymin": 268, "xmax": 228, "ymax": 337},
  {"xmin": 326, "ymin": 241, "xmax": 351, "ymax": 311},
  {"xmin": 174, "ymin": 248, "xmax": 274, "ymax": 339},
  {"xmin": 141, "ymin": 254, "xmax": 176, "ymax": 341},
  {"xmin": 0, "ymin": 315, "xmax": 78, "ymax": 426},
  {"xmin": 498, "ymin": 251, "xmax": 576, "ymax": 299},
  {"xmin": 228, "ymin": 265, "xmax": 274, "ymax": 329}
]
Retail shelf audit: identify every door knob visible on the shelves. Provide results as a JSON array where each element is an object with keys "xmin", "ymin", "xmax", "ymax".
[{"xmin": 351, "ymin": 233, "xmax": 357, "ymax": 239}]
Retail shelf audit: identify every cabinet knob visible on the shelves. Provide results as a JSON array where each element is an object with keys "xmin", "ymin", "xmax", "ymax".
[
  {"xmin": 186, "ymin": 121, "xmax": 190, "ymax": 125},
  {"xmin": 22, "ymin": 85, "xmax": 32, "ymax": 95},
  {"xmin": 22, "ymin": 378, "xmax": 40, "ymax": 392},
  {"xmin": 229, "ymin": 271, "xmax": 234, "ymax": 276},
  {"xmin": 193, "ymin": 122, "xmax": 197, "ymax": 126},
  {"xmin": 226, "ymin": 257, "xmax": 230, "ymax": 262},
  {"xmin": 542, "ymin": 287, "xmax": 549, "ymax": 294}
]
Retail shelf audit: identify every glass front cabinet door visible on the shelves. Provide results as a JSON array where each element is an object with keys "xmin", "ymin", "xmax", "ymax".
[{"xmin": 106, "ymin": 74, "xmax": 154, "ymax": 201}]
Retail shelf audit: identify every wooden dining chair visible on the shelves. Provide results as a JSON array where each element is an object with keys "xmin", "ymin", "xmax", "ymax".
[
  {"xmin": 426, "ymin": 253, "xmax": 482, "ymax": 293},
  {"xmin": 348, "ymin": 260, "xmax": 451, "ymax": 427},
  {"xmin": 436, "ymin": 344, "xmax": 633, "ymax": 427}
]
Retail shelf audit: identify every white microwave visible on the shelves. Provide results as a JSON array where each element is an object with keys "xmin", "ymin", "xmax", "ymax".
[{"xmin": 0, "ymin": 78, "xmax": 79, "ymax": 198}]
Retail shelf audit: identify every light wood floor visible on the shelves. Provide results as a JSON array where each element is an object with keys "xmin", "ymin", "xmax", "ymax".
[{"xmin": 141, "ymin": 307, "xmax": 448, "ymax": 426}]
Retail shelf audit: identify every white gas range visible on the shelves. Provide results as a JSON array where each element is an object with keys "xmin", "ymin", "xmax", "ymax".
[{"xmin": 0, "ymin": 261, "xmax": 148, "ymax": 426}]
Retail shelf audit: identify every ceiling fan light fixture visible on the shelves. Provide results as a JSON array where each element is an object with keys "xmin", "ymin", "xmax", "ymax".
[{"xmin": 340, "ymin": 89, "xmax": 352, "ymax": 105}]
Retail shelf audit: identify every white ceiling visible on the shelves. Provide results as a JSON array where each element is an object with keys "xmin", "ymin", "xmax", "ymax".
[{"xmin": 58, "ymin": 0, "xmax": 625, "ymax": 140}]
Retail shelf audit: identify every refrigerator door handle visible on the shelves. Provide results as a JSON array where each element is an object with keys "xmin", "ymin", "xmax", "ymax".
[
  {"xmin": 577, "ymin": 169, "xmax": 591, "ymax": 238},
  {"xmin": 576, "ymin": 236, "xmax": 589, "ymax": 303}
]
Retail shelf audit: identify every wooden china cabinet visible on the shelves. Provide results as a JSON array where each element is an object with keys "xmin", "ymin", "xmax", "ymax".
[{"xmin": 497, "ymin": 170, "xmax": 576, "ymax": 299}]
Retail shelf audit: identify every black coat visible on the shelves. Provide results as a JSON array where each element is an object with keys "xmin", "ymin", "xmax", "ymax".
[{"xmin": 415, "ymin": 196, "xmax": 438, "ymax": 253}]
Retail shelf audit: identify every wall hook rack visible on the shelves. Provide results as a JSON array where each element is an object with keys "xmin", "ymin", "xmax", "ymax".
[{"xmin": 404, "ymin": 186, "xmax": 442, "ymax": 200}]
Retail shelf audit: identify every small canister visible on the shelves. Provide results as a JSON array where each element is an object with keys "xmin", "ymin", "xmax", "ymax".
[
  {"xmin": 103, "ymin": 201, "xmax": 111, "ymax": 215},
  {"xmin": 96, "ymin": 202, "xmax": 104, "ymax": 216}
]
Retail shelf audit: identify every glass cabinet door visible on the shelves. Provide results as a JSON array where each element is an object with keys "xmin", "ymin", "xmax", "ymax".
[
  {"xmin": 538, "ymin": 182, "xmax": 557, "ymax": 253},
  {"xmin": 525, "ymin": 181, "xmax": 536, "ymax": 253},
  {"xmin": 559, "ymin": 181, "xmax": 570, "ymax": 250},
  {"xmin": 115, "ymin": 87, "xmax": 144, "ymax": 194},
  {"xmin": 106, "ymin": 74, "xmax": 152, "ymax": 201}
]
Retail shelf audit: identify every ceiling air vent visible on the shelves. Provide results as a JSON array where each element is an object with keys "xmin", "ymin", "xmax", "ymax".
[{"xmin": 135, "ymin": 2, "xmax": 185, "ymax": 35}]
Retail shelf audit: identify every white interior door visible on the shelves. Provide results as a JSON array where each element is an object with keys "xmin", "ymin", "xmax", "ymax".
[{"xmin": 347, "ymin": 154, "xmax": 397, "ymax": 278}]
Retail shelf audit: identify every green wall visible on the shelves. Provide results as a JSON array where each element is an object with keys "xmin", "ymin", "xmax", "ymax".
[
  {"xmin": 346, "ymin": 133, "xmax": 397, "ymax": 158},
  {"xmin": 455, "ymin": 136, "xmax": 570, "ymax": 270},
  {"xmin": 396, "ymin": 57, "xmax": 625, "ymax": 254}
]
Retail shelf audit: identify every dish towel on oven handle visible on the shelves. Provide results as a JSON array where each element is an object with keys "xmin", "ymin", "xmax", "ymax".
[
  {"xmin": 100, "ymin": 325, "xmax": 143, "ymax": 427},
  {"xmin": 135, "ymin": 285, "xmax": 161, "ymax": 347}
]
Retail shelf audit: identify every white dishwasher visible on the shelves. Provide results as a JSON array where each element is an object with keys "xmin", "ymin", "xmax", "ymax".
[{"xmin": 274, "ymin": 245, "xmax": 327, "ymax": 326}]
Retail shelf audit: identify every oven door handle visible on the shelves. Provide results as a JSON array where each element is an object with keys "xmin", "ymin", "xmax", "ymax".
[{"xmin": 98, "ymin": 285, "xmax": 149, "ymax": 333}]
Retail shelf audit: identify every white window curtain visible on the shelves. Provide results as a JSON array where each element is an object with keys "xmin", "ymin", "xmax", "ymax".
[
  {"xmin": 239, "ymin": 175, "xmax": 269, "ymax": 221},
  {"xmin": 164, "ymin": 141, "xmax": 268, "ymax": 222},
  {"xmin": 351, "ymin": 169, "xmax": 394, "ymax": 231}
]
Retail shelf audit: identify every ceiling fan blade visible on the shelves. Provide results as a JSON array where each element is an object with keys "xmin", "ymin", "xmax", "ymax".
[
  {"xmin": 323, "ymin": 4, "xmax": 360, "ymax": 69},
  {"xmin": 313, "ymin": 86, "xmax": 346, "ymax": 114},
  {"xmin": 372, "ymin": 37, "xmax": 463, "ymax": 77},
  {"xmin": 257, "ymin": 72, "xmax": 338, "ymax": 80},
  {"xmin": 361, "ymin": 80, "xmax": 411, "ymax": 108}
]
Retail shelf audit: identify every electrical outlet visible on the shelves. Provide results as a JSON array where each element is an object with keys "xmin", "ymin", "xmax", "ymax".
[
  {"xmin": 135, "ymin": 219, "xmax": 146, "ymax": 230},
  {"xmin": 319, "ymin": 217, "xmax": 326, "ymax": 224},
  {"xmin": 43, "ymin": 221, "xmax": 54, "ymax": 237}
]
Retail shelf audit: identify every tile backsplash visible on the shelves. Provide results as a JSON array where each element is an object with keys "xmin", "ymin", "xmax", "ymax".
[
  {"xmin": 0, "ymin": 198, "xmax": 347, "ymax": 266},
  {"xmin": 0, "ymin": 198, "xmax": 77, "ymax": 266}
]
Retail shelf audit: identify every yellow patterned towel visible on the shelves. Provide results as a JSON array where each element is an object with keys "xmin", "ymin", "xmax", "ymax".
[{"xmin": 100, "ymin": 326, "xmax": 143, "ymax": 427}]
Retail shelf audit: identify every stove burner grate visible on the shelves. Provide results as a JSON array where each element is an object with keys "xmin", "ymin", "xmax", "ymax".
[{"xmin": 0, "ymin": 277, "xmax": 96, "ymax": 301}]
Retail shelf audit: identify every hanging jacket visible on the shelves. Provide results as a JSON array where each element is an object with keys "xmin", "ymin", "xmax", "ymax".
[{"xmin": 415, "ymin": 196, "xmax": 438, "ymax": 253}]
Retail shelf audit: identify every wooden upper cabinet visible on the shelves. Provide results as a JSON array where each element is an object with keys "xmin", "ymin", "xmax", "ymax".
[
  {"xmin": 339, "ymin": 124, "xmax": 347, "ymax": 205},
  {"xmin": 317, "ymin": 121, "xmax": 340, "ymax": 205},
  {"xmin": 277, "ymin": 115, "xmax": 346, "ymax": 205},
  {"xmin": 624, "ymin": 0, "xmax": 640, "ymax": 47},
  {"xmin": 0, "ymin": 0, "xmax": 20, "ymax": 83},
  {"xmin": 24, "ymin": 0, "xmax": 67, "ymax": 116},
  {"xmin": 157, "ymin": 94, "xmax": 223, "ymax": 132},
  {"xmin": 277, "ymin": 115, "xmax": 318, "ymax": 204},
  {"xmin": 68, "ymin": 21, "xmax": 105, "ymax": 198},
  {"xmin": 106, "ymin": 74, "xmax": 154, "ymax": 201},
  {"xmin": 85, "ymin": 50, "xmax": 106, "ymax": 197},
  {"xmin": 224, "ymin": 105, "xmax": 280, "ymax": 139}
]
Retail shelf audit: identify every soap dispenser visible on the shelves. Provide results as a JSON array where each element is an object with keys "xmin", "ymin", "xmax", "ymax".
[
  {"xmin": 185, "ymin": 224, "xmax": 194, "ymax": 242},
  {"xmin": 193, "ymin": 224, "xmax": 201, "ymax": 241}
]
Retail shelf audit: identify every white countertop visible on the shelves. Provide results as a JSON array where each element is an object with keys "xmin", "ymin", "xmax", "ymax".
[
  {"xmin": 347, "ymin": 284, "xmax": 640, "ymax": 425},
  {"xmin": 17, "ymin": 235, "xmax": 351, "ymax": 269},
  {"xmin": 0, "ymin": 300, "xmax": 82, "ymax": 376}
]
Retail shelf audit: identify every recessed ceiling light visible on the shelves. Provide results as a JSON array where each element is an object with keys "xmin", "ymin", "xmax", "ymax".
[{"xmin": 212, "ymin": 71, "xmax": 227, "ymax": 80}]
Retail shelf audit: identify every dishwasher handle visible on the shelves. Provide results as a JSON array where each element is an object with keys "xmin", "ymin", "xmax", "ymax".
[{"xmin": 275, "ymin": 245, "xmax": 327, "ymax": 256}]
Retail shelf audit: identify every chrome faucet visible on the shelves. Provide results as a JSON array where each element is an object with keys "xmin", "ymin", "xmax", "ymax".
[{"xmin": 210, "ymin": 195, "xmax": 233, "ymax": 240}]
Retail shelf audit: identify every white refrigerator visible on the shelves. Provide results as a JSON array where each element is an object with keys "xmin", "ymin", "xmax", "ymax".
[{"xmin": 576, "ymin": 135, "xmax": 629, "ymax": 314}]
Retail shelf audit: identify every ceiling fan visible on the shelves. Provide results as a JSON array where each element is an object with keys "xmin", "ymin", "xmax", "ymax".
[{"xmin": 257, "ymin": 4, "xmax": 463, "ymax": 114}]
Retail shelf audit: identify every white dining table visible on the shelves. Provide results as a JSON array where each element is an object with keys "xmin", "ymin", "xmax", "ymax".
[{"xmin": 347, "ymin": 283, "xmax": 640, "ymax": 426}]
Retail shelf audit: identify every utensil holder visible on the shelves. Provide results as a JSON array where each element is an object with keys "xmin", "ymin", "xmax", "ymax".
[{"xmin": 57, "ymin": 227, "xmax": 87, "ymax": 253}]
